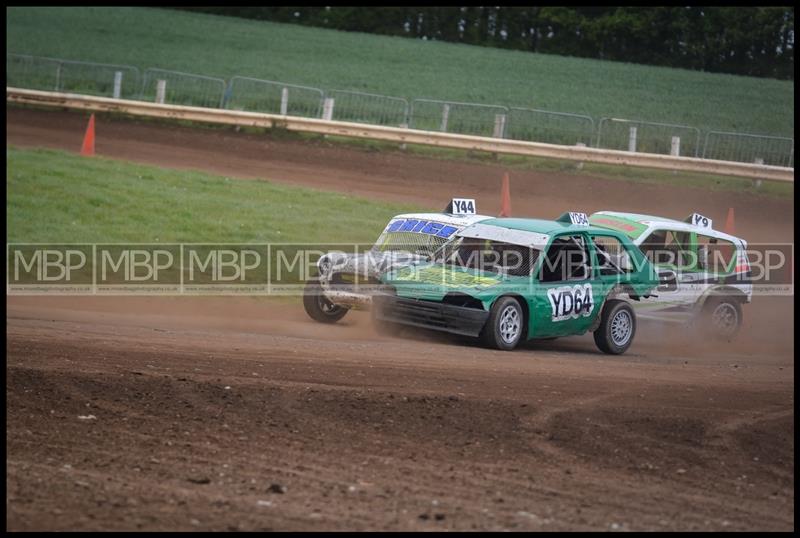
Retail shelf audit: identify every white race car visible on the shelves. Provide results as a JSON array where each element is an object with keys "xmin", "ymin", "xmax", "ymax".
[
  {"xmin": 589, "ymin": 211, "xmax": 752, "ymax": 339},
  {"xmin": 303, "ymin": 198, "xmax": 493, "ymax": 323}
]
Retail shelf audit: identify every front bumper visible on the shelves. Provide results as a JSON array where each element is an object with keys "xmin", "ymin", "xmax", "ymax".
[
  {"xmin": 323, "ymin": 287, "xmax": 373, "ymax": 308},
  {"xmin": 372, "ymin": 294, "xmax": 489, "ymax": 337},
  {"xmin": 319, "ymin": 272, "xmax": 384, "ymax": 309}
]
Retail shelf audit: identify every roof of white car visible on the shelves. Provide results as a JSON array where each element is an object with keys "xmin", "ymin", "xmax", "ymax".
[{"xmin": 594, "ymin": 211, "xmax": 743, "ymax": 243}]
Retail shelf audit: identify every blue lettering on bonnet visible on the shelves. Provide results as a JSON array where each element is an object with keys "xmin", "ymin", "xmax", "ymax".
[{"xmin": 385, "ymin": 219, "xmax": 458, "ymax": 239}]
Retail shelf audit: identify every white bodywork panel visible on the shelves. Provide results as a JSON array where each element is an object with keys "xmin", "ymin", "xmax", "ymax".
[
  {"xmin": 593, "ymin": 211, "xmax": 744, "ymax": 245},
  {"xmin": 457, "ymin": 222, "xmax": 550, "ymax": 249}
]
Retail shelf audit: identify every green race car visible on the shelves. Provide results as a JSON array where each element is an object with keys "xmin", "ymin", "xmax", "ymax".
[{"xmin": 373, "ymin": 212, "xmax": 660, "ymax": 353}]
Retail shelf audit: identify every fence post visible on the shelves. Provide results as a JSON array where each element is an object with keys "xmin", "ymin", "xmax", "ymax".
[
  {"xmin": 399, "ymin": 122, "xmax": 408, "ymax": 150},
  {"xmin": 575, "ymin": 142, "xmax": 586, "ymax": 170},
  {"xmin": 113, "ymin": 71, "xmax": 123, "ymax": 100},
  {"xmin": 753, "ymin": 157, "xmax": 765, "ymax": 188},
  {"xmin": 752, "ymin": 160, "xmax": 765, "ymax": 187},
  {"xmin": 628, "ymin": 126, "xmax": 637, "ymax": 152},
  {"xmin": 220, "ymin": 81, "xmax": 232, "ymax": 109},
  {"xmin": 670, "ymin": 136, "xmax": 681, "ymax": 156},
  {"xmin": 322, "ymin": 97, "xmax": 335, "ymax": 121},
  {"xmin": 155, "ymin": 79, "xmax": 167, "ymax": 104},
  {"xmin": 440, "ymin": 104, "xmax": 450, "ymax": 132},
  {"xmin": 55, "ymin": 63, "xmax": 62, "ymax": 92},
  {"xmin": 493, "ymin": 114, "xmax": 507, "ymax": 138},
  {"xmin": 280, "ymin": 87, "xmax": 289, "ymax": 115}
]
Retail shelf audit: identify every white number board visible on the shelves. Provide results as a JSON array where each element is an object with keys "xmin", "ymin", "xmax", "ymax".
[
  {"xmin": 451, "ymin": 198, "xmax": 476, "ymax": 215},
  {"xmin": 569, "ymin": 212, "xmax": 590, "ymax": 226},
  {"xmin": 691, "ymin": 213, "xmax": 712, "ymax": 229}
]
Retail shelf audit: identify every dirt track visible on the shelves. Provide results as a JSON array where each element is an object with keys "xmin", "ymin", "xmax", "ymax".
[{"xmin": 5, "ymin": 106, "xmax": 795, "ymax": 531}]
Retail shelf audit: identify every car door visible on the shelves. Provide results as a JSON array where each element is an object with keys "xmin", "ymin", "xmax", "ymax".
[
  {"xmin": 588, "ymin": 231, "xmax": 640, "ymax": 295},
  {"xmin": 637, "ymin": 228, "xmax": 699, "ymax": 320},
  {"xmin": 529, "ymin": 233, "xmax": 599, "ymax": 338}
]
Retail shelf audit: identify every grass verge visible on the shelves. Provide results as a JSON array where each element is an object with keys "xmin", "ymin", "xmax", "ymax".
[{"xmin": 6, "ymin": 146, "xmax": 423, "ymax": 244}]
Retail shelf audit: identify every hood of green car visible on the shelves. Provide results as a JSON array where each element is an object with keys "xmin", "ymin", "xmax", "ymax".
[{"xmin": 381, "ymin": 262, "xmax": 507, "ymax": 301}]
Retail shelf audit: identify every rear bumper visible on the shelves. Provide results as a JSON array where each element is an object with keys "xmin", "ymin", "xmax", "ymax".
[{"xmin": 372, "ymin": 294, "xmax": 489, "ymax": 337}]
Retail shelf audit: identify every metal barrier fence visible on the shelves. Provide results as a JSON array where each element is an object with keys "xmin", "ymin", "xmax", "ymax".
[
  {"xmin": 59, "ymin": 59, "xmax": 140, "ymax": 99},
  {"xmin": 225, "ymin": 76, "xmax": 324, "ymax": 118},
  {"xmin": 6, "ymin": 53, "xmax": 793, "ymax": 169},
  {"xmin": 6, "ymin": 54, "xmax": 61, "ymax": 92},
  {"xmin": 7, "ymin": 53, "xmax": 140, "ymax": 99},
  {"xmin": 506, "ymin": 108, "xmax": 594, "ymax": 146},
  {"xmin": 10, "ymin": 88, "xmax": 793, "ymax": 183},
  {"xmin": 410, "ymin": 99, "xmax": 509, "ymax": 138},
  {"xmin": 140, "ymin": 68, "xmax": 226, "ymax": 109},
  {"xmin": 702, "ymin": 131, "xmax": 794, "ymax": 168},
  {"xmin": 597, "ymin": 118, "xmax": 702, "ymax": 157},
  {"xmin": 325, "ymin": 90, "xmax": 409, "ymax": 127}
]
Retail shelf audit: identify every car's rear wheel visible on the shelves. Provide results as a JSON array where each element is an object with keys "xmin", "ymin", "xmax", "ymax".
[
  {"xmin": 701, "ymin": 297, "xmax": 742, "ymax": 341},
  {"xmin": 480, "ymin": 297, "xmax": 524, "ymax": 351},
  {"xmin": 593, "ymin": 300, "xmax": 636, "ymax": 354},
  {"xmin": 302, "ymin": 280, "xmax": 348, "ymax": 323}
]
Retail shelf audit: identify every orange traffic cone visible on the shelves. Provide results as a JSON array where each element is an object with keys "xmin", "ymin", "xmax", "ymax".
[
  {"xmin": 80, "ymin": 114, "xmax": 95, "ymax": 156},
  {"xmin": 723, "ymin": 207, "xmax": 735, "ymax": 235},
  {"xmin": 499, "ymin": 172, "xmax": 511, "ymax": 217}
]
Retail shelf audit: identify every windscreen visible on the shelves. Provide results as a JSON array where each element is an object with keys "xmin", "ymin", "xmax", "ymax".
[
  {"xmin": 371, "ymin": 218, "xmax": 459, "ymax": 257},
  {"xmin": 439, "ymin": 238, "xmax": 541, "ymax": 277}
]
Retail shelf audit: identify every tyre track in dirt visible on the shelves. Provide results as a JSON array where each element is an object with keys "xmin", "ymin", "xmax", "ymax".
[{"xmin": 6, "ymin": 296, "xmax": 794, "ymax": 531}]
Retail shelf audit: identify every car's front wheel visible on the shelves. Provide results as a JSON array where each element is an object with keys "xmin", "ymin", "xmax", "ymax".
[
  {"xmin": 302, "ymin": 280, "xmax": 348, "ymax": 323},
  {"xmin": 593, "ymin": 300, "xmax": 636, "ymax": 354},
  {"xmin": 480, "ymin": 296, "xmax": 524, "ymax": 351}
]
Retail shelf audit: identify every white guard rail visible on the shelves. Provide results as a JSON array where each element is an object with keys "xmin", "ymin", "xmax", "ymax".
[{"xmin": 7, "ymin": 87, "xmax": 793, "ymax": 183}]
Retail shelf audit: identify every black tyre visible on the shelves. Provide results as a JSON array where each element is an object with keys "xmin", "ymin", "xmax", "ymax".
[
  {"xmin": 593, "ymin": 300, "xmax": 636, "ymax": 355},
  {"xmin": 302, "ymin": 280, "xmax": 348, "ymax": 323},
  {"xmin": 480, "ymin": 296, "xmax": 524, "ymax": 351},
  {"xmin": 701, "ymin": 296, "xmax": 743, "ymax": 341}
]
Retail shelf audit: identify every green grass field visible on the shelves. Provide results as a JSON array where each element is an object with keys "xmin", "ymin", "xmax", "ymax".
[
  {"xmin": 6, "ymin": 7, "xmax": 794, "ymax": 137},
  {"xmin": 6, "ymin": 147, "xmax": 422, "ymax": 244}
]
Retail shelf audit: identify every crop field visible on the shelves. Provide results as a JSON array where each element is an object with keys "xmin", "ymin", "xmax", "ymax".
[{"xmin": 6, "ymin": 7, "xmax": 794, "ymax": 137}]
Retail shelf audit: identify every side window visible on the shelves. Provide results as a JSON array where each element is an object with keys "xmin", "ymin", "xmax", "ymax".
[
  {"xmin": 696, "ymin": 234, "xmax": 736, "ymax": 274},
  {"xmin": 591, "ymin": 235, "xmax": 634, "ymax": 275},
  {"xmin": 668, "ymin": 231, "xmax": 693, "ymax": 268},
  {"xmin": 639, "ymin": 229, "xmax": 667, "ymax": 263},
  {"xmin": 639, "ymin": 229, "xmax": 692, "ymax": 267},
  {"xmin": 539, "ymin": 235, "xmax": 592, "ymax": 282}
]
